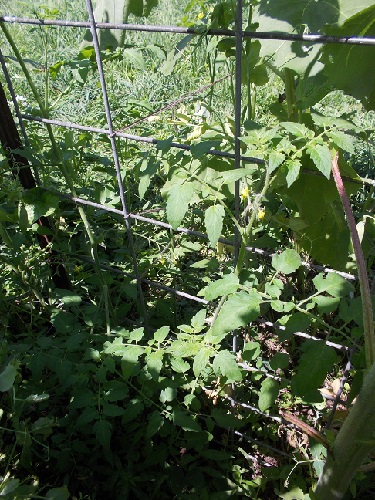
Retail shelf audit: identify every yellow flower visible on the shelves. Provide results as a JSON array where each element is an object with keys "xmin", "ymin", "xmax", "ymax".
[
  {"xmin": 240, "ymin": 186, "xmax": 249, "ymax": 200},
  {"xmin": 257, "ymin": 208, "xmax": 266, "ymax": 220},
  {"xmin": 197, "ymin": 12, "xmax": 204, "ymax": 20}
]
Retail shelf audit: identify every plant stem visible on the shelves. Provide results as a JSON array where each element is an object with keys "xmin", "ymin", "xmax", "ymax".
[
  {"xmin": 236, "ymin": 167, "xmax": 271, "ymax": 274},
  {"xmin": 315, "ymin": 357, "xmax": 375, "ymax": 498},
  {"xmin": 315, "ymin": 151, "xmax": 375, "ymax": 498},
  {"xmin": 331, "ymin": 152, "xmax": 375, "ymax": 368}
]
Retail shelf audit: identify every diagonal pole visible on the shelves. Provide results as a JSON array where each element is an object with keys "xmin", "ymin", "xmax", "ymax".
[{"xmin": 85, "ymin": 0, "xmax": 149, "ymax": 331}]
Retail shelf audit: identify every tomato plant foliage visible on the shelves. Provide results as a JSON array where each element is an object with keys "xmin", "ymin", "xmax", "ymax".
[{"xmin": 0, "ymin": 0, "xmax": 374, "ymax": 498}]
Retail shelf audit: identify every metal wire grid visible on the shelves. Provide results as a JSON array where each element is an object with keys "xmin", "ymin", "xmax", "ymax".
[{"xmin": 0, "ymin": 1, "xmax": 370, "ymax": 342}]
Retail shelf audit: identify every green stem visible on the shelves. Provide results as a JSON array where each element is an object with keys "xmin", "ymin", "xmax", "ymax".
[
  {"xmin": 1, "ymin": 22, "xmax": 112, "ymax": 326},
  {"xmin": 315, "ymin": 359, "xmax": 375, "ymax": 498},
  {"xmin": 283, "ymin": 68, "xmax": 297, "ymax": 121},
  {"xmin": 236, "ymin": 167, "xmax": 271, "ymax": 274}
]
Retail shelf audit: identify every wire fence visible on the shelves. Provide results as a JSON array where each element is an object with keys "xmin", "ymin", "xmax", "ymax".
[{"xmin": 0, "ymin": 2, "xmax": 372, "ymax": 351}]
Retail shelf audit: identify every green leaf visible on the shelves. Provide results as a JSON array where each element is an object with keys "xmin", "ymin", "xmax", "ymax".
[
  {"xmin": 122, "ymin": 399, "xmax": 144, "ymax": 424},
  {"xmin": 312, "ymin": 295, "xmax": 340, "ymax": 314},
  {"xmin": 0, "ymin": 364, "xmax": 17, "ymax": 391},
  {"xmin": 281, "ymin": 122, "xmax": 314, "ymax": 139},
  {"xmin": 258, "ymin": 378, "xmax": 279, "ymax": 412},
  {"xmin": 209, "ymin": 290, "xmax": 262, "ymax": 341},
  {"xmin": 191, "ymin": 140, "xmax": 221, "ymax": 158},
  {"xmin": 204, "ymin": 204, "xmax": 225, "ymax": 247},
  {"xmin": 94, "ymin": 419, "xmax": 112, "ymax": 451},
  {"xmin": 157, "ymin": 135, "xmax": 174, "ymax": 153},
  {"xmin": 313, "ymin": 272, "xmax": 355, "ymax": 298},
  {"xmin": 129, "ymin": 327, "xmax": 144, "ymax": 342},
  {"xmin": 203, "ymin": 273, "xmax": 239, "ymax": 301},
  {"xmin": 23, "ymin": 187, "xmax": 59, "ymax": 222},
  {"xmin": 242, "ymin": 341, "xmax": 261, "ymax": 362},
  {"xmin": 190, "ymin": 309, "xmax": 206, "ymax": 331},
  {"xmin": 160, "ymin": 385, "xmax": 177, "ymax": 403},
  {"xmin": 212, "ymin": 350, "xmax": 242, "ymax": 382},
  {"xmin": 268, "ymin": 151, "xmax": 285, "ymax": 173},
  {"xmin": 154, "ymin": 325, "xmax": 169, "ymax": 343},
  {"xmin": 146, "ymin": 350, "xmax": 163, "ymax": 380},
  {"xmin": 193, "ymin": 348, "xmax": 213, "ymax": 377},
  {"xmin": 138, "ymin": 157, "xmax": 158, "ymax": 199},
  {"xmin": 46, "ymin": 486, "xmax": 70, "ymax": 500},
  {"xmin": 270, "ymin": 352, "xmax": 290, "ymax": 370},
  {"xmin": 217, "ymin": 168, "xmax": 251, "ymax": 184},
  {"xmin": 211, "ymin": 408, "xmax": 243, "ymax": 429},
  {"xmin": 170, "ymin": 356, "xmax": 190, "ymax": 373},
  {"xmin": 173, "ymin": 409, "xmax": 201, "ymax": 432},
  {"xmin": 146, "ymin": 410, "xmax": 164, "ymax": 438},
  {"xmin": 326, "ymin": 130, "xmax": 356, "ymax": 154},
  {"xmin": 272, "ymin": 249, "xmax": 301, "ymax": 274},
  {"xmin": 166, "ymin": 182, "xmax": 194, "ymax": 229},
  {"xmin": 307, "ymin": 144, "xmax": 332, "ymax": 179},
  {"xmin": 285, "ymin": 159, "xmax": 301, "ymax": 187},
  {"xmin": 291, "ymin": 340, "xmax": 338, "ymax": 401}
]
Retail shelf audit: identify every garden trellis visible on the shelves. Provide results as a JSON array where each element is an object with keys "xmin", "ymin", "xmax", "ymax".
[
  {"xmin": 0, "ymin": 0, "xmax": 371, "ymax": 406},
  {"xmin": 0, "ymin": 1, "xmax": 367, "ymax": 311},
  {"xmin": 1, "ymin": 1, "xmax": 375, "ymax": 497}
]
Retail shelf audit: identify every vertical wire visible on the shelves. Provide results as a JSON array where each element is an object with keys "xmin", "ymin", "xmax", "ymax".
[
  {"xmin": 233, "ymin": 0, "xmax": 243, "ymax": 358},
  {"xmin": 85, "ymin": 0, "xmax": 149, "ymax": 331}
]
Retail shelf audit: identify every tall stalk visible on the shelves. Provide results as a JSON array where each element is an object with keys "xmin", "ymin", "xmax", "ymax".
[{"xmin": 315, "ymin": 152, "xmax": 375, "ymax": 498}]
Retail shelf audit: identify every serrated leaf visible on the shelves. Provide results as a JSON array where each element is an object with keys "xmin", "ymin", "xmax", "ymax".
[
  {"xmin": 213, "ymin": 349, "xmax": 242, "ymax": 382},
  {"xmin": 154, "ymin": 325, "xmax": 169, "ymax": 343},
  {"xmin": 94, "ymin": 419, "xmax": 112, "ymax": 452},
  {"xmin": 326, "ymin": 130, "xmax": 355, "ymax": 154},
  {"xmin": 209, "ymin": 290, "xmax": 262, "ymax": 341},
  {"xmin": 146, "ymin": 410, "xmax": 164, "ymax": 438},
  {"xmin": 205, "ymin": 205, "xmax": 225, "ymax": 247},
  {"xmin": 313, "ymin": 273, "xmax": 355, "ymax": 297},
  {"xmin": 291, "ymin": 340, "xmax": 338, "ymax": 400},
  {"xmin": 285, "ymin": 159, "xmax": 301, "ymax": 187},
  {"xmin": 307, "ymin": 144, "xmax": 332, "ymax": 179},
  {"xmin": 204, "ymin": 273, "xmax": 239, "ymax": 301},
  {"xmin": 268, "ymin": 151, "xmax": 285, "ymax": 173},
  {"xmin": 173, "ymin": 409, "xmax": 201, "ymax": 432},
  {"xmin": 146, "ymin": 350, "xmax": 163, "ymax": 380},
  {"xmin": 138, "ymin": 158, "xmax": 158, "ymax": 199},
  {"xmin": 217, "ymin": 168, "xmax": 250, "ymax": 184},
  {"xmin": 281, "ymin": 121, "xmax": 313, "ymax": 139},
  {"xmin": 0, "ymin": 364, "xmax": 17, "ymax": 391},
  {"xmin": 258, "ymin": 378, "xmax": 279, "ymax": 412},
  {"xmin": 191, "ymin": 309, "xmax": 206, "ymax": 331},
  {"xmin": 272, "ymin": 249, "xmax": 301, "ymax": 274},
  {"xmin": 129, "ymin": 327, "xmax": 144, "ymax": 342},
  {"xmin": 171, "ymin": 356, "xmax": 190, "ymax": 373},
  {"xmin": 166, "ymin": 182, "xmax": 194, "ymax": 229},
  {"xmin": 193, "ymin": 348, "xmax": 213, "ymax": 377}
]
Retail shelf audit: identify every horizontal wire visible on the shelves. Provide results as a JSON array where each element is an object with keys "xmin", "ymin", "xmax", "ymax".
[
  {"xmin": 42, "ymin": 187, "xmax": 357, "ymax": 282},
  {"xmin": 1, "ymin": 17, "xmax": 375, "ymax": 46},
  {"xmin": 21, "ymin": 114, "xmax": 264, "ymax": 164}
]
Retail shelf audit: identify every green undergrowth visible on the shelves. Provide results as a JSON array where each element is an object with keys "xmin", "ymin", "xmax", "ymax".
[{"xmin": 1, "ymin": 0, "xmax": 375, "ymax": 499}]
